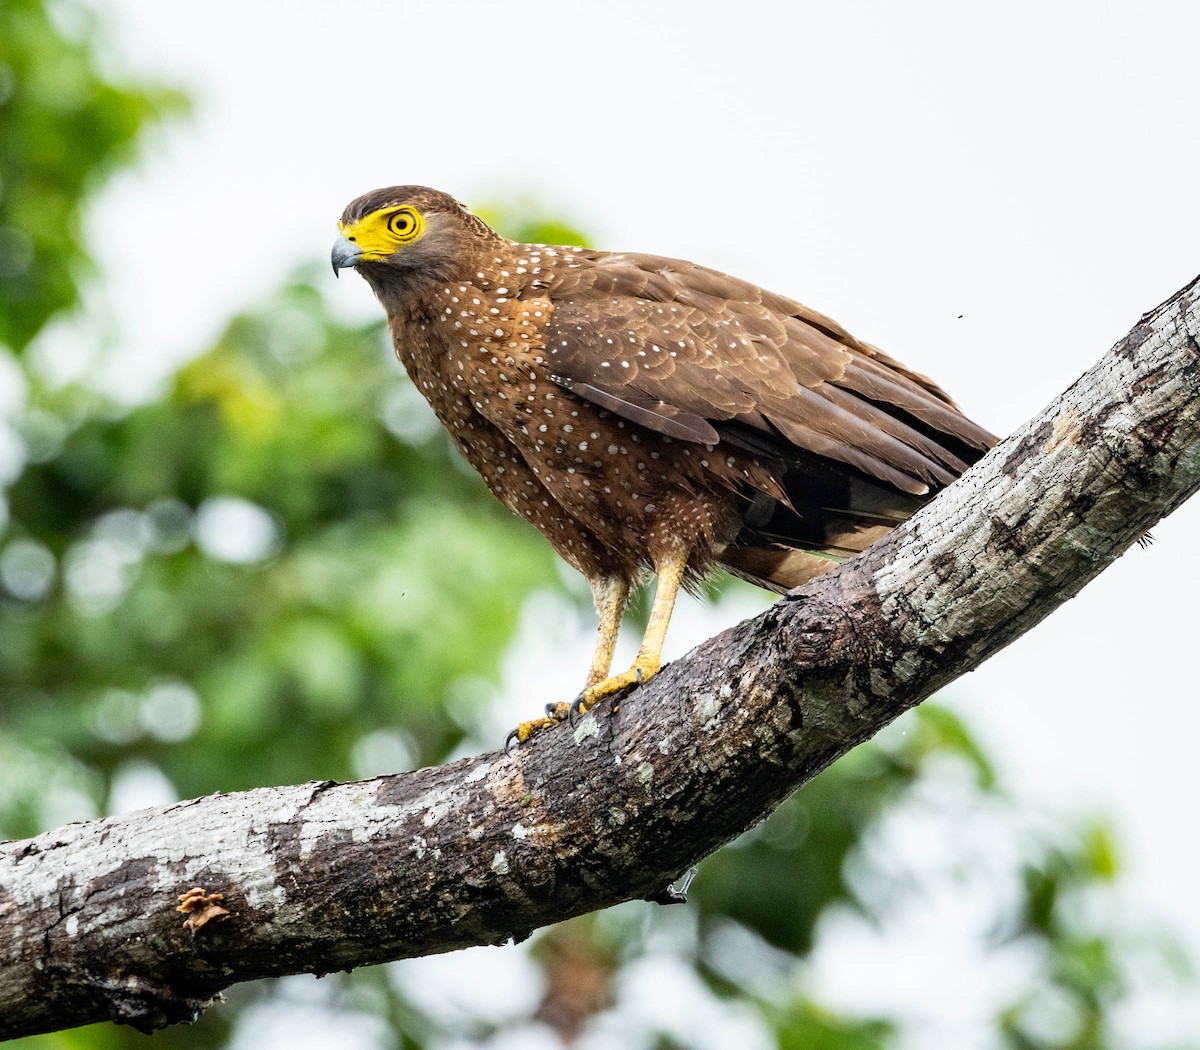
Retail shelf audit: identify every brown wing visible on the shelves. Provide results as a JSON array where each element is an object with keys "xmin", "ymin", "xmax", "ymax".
[{"xmin": 541, "ymin": 251, "xmax": 995, "ymax": 496}]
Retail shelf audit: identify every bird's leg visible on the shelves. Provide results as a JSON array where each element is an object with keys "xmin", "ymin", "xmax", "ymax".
[
  {"xmin": 570, "ymin": 546, "xmax": 688, "ymax": 722},
  {"xmin": 585, "ymin": 574, "xmax": 633, "ymax": 686},
  {"xmin": 545, "ymin": 575, "xmax": 631, "ymax": 721},
  {"xmin": 507, "ymin": 574, "xmax": 630, "ymax": 748}
]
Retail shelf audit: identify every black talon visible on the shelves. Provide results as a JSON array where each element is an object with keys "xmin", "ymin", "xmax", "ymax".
[
  {"xmin": 543, "ymin": 700, "xmax": 571, "ymax": 722},
  {"xmin": 567, "ymin": 691, "xmax": 588, "ymax": 728},
  {"xmin": 504, "ymin": 728, "xmax": 522, "ymax": 755}
]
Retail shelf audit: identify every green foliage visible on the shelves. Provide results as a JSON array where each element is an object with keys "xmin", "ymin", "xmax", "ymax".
[
  {"xmin": 1, "ymin": 272, "xmax": 562, "ymax": 830},
  {"xmin": 691, "ymin": 706, "xmax": 997, "ymax": 957},
  {"xmin": 773, "ymin": 1002, "xmax": 894, "ymax": 1050},
  {"xmin": 474, "ymin": 198, "xmax": 592, "ymax": 249},
  {"xmin": 0, "ymin": 0, "xmax": 186, "ymax": 352}
]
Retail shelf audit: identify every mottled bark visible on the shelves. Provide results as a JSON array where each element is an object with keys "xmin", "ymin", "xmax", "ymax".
[{"xmin": 3, "ymin": 276, "xmax": 1199, "ymax": 1041}]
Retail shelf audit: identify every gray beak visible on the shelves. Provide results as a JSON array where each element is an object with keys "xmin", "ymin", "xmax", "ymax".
[{"xmin": 331, "ymin": 234, "xmax": 363, "ymax": 277}]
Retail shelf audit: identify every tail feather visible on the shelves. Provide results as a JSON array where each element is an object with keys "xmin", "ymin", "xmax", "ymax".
[
  {"xmin": 718, "ymin": 441, "xmax": 988, "ymax": 592},
  {"xmin": 718, "ymin": 544, "xmax": 845, "ymax": 594}
]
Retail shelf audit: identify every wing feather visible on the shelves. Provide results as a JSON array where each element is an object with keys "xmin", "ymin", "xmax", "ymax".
[{"xmin": 540, "ymin": 250, "xmax": 994, "ymax": 494}]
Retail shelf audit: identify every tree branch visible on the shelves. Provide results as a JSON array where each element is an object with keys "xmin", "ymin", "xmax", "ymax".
[{"xmin": 3, "ymin": 275, "xmax": 1199, "ymax": 1041}]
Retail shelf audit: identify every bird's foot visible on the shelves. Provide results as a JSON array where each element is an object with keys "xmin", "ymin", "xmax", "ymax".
[
  {"xmin": 569, "ymin": 654, "xmax": 661, "ymax": 725},
  {"xmin": 504, "ymin": 655, "xmax": 662, "ymax": 752},
  {"xmin": 505, "ymin": 701, "xmax": 572, "ymax": 753}
]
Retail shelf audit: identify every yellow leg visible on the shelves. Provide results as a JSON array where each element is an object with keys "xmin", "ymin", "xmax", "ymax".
[
  {"xmin": 572, "ymin": 546, "xmax": 688, "ymax": 719},
  {"xmin": 507, "ymin": 574, "xmax": 630, "ymax": 749},
  {"xmin": 585, "ymin": 574, "xmax": 631, "ymax": 687}
]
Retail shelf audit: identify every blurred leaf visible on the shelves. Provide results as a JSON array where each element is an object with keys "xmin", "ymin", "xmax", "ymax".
[
  {"xmin": 475, "ymin": 197, "xmax": 592, "ymax": 249},
  {"xmin": 905, "ymin": 703, "xmax": 997, "ymax": 789},
  {"xmin": 0, "ymin": 0, "xmax": 186, "ymax": 352},
  {"xmin": 775, "ymin": 1000, "xmax": 894, "ymax": 1050},
  {"xmin": 1081, "ymin": 820, "xmax": 1119, "ymax": 881}
]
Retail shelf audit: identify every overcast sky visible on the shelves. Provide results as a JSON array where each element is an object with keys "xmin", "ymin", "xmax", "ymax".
[{"xmin": 81, "ymin": 0, "xmax": 1200, "ymax": 1038}]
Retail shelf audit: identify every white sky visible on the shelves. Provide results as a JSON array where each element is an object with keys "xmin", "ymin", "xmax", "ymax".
[{"xmin": 77, "ymin": 0, "xmax": 1200, "ymax": 1038}]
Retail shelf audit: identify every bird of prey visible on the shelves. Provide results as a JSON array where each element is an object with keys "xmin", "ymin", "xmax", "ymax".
[{"xmin": 331, "ymin": 186, "xmax": 996, "ymax": 745}]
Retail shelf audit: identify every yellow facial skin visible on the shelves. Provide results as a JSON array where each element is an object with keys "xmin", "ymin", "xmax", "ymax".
[{"xmin": 337, "ymin": 205, "xmax": 425, "ymax": 261}]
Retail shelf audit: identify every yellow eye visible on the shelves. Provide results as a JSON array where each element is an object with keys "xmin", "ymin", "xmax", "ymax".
[
  {"xmin": 338, "ymin": 205, "xmax": 425, "ymax": 261},
  {"xmin": 386, "ymin": 207, "xmax": 422, "ymax": 242}
]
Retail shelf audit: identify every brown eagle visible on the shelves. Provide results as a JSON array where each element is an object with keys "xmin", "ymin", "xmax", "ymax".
[{"xmin": 332, "ymin": 187, "xmax": 995, "ymax": 744}]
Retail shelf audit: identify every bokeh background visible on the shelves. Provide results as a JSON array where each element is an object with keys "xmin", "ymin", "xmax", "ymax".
[{"xmin": 4, "ymin": 1, "xmax": 1200, "ymax": 1047}]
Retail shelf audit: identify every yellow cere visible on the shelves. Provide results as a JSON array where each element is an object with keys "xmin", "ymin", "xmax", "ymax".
[{"xmin": 337, "ymin": 205, "xmax": 425, "ymax": 261}]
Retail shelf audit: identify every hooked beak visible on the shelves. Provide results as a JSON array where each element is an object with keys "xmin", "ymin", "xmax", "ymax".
[{"xmin": 331, "ymin": 234, "xmax": 363, "ymax": 277}]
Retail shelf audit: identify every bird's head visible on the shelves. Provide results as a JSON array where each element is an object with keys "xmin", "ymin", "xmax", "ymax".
[{"xmin": 331, "ymin": 185, "xmax": 496, "ymax": 290}]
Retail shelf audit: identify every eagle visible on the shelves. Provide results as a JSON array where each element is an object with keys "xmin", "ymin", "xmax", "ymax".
[{"xmin": 332, "ymin": 186, "xmax": 995, "ymax": 745}]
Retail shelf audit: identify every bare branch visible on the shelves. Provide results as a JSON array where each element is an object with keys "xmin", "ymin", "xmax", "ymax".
[{"xmin": 3, "ymin": 275, "xmax": 1199, "ymax": 1040}]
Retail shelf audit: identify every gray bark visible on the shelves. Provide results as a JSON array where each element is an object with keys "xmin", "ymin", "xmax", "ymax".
[{"xmin": 3, "ymin": 275, "xmax": 1199, "ymax": 1041}]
